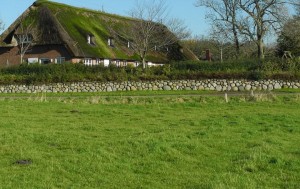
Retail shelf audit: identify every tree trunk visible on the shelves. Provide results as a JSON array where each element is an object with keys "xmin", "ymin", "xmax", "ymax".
[
  {"xmin": 142, "ymin": 57, "xmax": 147, "ymax": 69},
  {"xmin": 257, "ymin": 38, "xmax": 264, "ymax": 60},
  {"xmin": 232, "ymin": 19, "xmax": 240, "ymax": 59},
  {"xmin": 220, "ymin": 47, "xmax": 223, "ymax": 63},
  {"xmin": 20, "ymin": 54, "xmax": 23, "ymax": 64},
  {"xmin": 141, "ymin": 50, "xmax": 147, "ymax": 69},
  {"xmin": 233, "ymin": 31, "xmax": 240, "ymax": 58}
]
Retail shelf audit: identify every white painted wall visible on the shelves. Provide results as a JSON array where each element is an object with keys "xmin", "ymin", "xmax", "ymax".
[{"xmin": 104, "ymin": 59, "xmax": 110, "ymax": 67}]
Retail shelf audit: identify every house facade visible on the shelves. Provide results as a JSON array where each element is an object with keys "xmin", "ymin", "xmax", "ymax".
[
  {"xmin": 0, "ymin": 1, "xmax": 197, "ymax": 67},
  {"xmin": 0, "ymin": 45, "xmax": 71, "ymax": 66},
  {"xmin": 0, "ymin": 47, "xmax": 150, "ymax": 67}
]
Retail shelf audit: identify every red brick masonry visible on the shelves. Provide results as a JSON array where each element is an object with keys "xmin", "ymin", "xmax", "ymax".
[{"xmin": 0, "ymin": 45, "xmax": 72, "ymax": 65}]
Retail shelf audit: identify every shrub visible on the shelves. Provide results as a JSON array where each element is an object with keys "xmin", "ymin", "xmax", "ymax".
[
  {"xmin": 170, "ymin": 59, "xmax": 260, "ymax": 72},
  {"xmin": 0, "ymin": 59, "xmax": 299, "ymax": 85}
]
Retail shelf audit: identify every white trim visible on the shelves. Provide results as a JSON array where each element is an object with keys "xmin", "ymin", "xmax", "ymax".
[{"xmin": 84, "ymin": 58, "xmax": 93, "ymax": 66}]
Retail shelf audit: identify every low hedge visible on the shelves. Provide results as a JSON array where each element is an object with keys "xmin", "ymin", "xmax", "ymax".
[{"xmin": 0, "ymin": 59, "xmax": 299, "ymax": 85}]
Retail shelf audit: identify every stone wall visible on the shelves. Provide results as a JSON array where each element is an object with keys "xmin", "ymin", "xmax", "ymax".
[{"xmin": 0, "ymin": 79, "xmax": 299, "ymax": 93}]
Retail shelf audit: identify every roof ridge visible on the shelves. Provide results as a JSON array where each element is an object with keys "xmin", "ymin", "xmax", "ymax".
[{"xmin": 33, "ymin": 0, "xmax": 136, "ymax": 22}]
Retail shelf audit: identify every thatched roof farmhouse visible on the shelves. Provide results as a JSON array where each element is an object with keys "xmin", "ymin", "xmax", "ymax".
[{"xmin": 0, "ymin": 0, "xmax": 197, "ymax": 66}]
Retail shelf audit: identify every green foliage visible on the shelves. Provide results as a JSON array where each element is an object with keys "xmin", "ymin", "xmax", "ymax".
[
  {"xmin": 260, "ymin": 58, "xmax": 300, "ymax": 72},
  {"xmin": 171, "ymin": 59, "xmax": 260, "ymax": 72},
  {"xmin": 0, "ymin": 94, "xmax": 299, "ymax": 188},
  {"xmin": 170, "ymin": 58, "xmax": 300, "ymax": 80},
  {"xmin": 182, "ymin": 37, "xmax": 258, "ymax": 61},
  {"xmin": 0, "ymin": 58, "xmax": 299, "ymax": 85},
  {"xmin": 0, "ymin": 63, "xmax": 170, "ymax": 84},
  {"xmin": 277, "ymin": 16, "xmax": 300, "ymax": 57}
]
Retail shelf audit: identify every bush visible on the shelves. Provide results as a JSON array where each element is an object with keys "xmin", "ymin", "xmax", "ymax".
[
  {"xmin": 0, "ymin": 59, "xmax": 299, "ymax": 85},
  {"xmin": 170, "ymin": 59, "xmax": 261, "ymax": 72}
]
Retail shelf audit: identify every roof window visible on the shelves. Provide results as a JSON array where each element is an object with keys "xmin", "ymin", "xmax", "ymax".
[
  {"xmin": 108, "ymin": 37, "xmax": 114, "ymax": 47},
  {"xmin": 87, "ymin": 34, "xmax": 95, "ymax": 45}
]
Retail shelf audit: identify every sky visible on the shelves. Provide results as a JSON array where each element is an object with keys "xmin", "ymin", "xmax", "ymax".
[{"xmin": 0, "ymin": 0, "xmax": 208, "ymax": 37}]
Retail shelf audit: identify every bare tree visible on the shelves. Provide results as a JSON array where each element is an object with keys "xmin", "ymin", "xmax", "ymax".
[
  {"xmin": 166, "ymin": 18, "xmax": 191, "ymax": 40},
  {"xmin": 196, "ymin": 0, "xmax": 241, "ymax": 58},
  {"xmin": 14, "ymin": 15, "xmax": 38, "ymax": 64},
  {"xmin": 209, "ymin": 26, "xmax": 230, "ymax": 62},
  {"xmin": 238, "ymin": 0, "xmax": 289, "ymax": 59},
  {"xmin": 15, "ymin": 25, "xmax": 33, "ymax": 64},
  {"xmin": 110, "ymin": 0, "xmax": 190, "ymax": 69},
  {"xmin": 0, "ymin": 20, "xmax": 4, "ymax": 31}
]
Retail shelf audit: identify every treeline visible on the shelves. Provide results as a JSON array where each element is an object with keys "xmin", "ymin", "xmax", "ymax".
[
  {"xmin": 194, "ymin": 0, "xmax": 300, "ymax": 60},
  {"xmin": 182, "ymin": 14, "xmax": 300, "ymax": 62},
  {"xmin": 182, "ymin": 37, "xmax": 264, "ymax": 61},
  {"xmin": 0, "ymin": 59, "xmax": 299, "ymax": 85}
]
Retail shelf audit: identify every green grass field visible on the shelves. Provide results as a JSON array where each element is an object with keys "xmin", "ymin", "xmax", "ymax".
[{"xmin": 0, "ymin": 92, "xmax": 299, "ymax": 188}]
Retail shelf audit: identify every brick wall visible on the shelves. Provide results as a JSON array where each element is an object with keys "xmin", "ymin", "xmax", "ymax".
[{"xmin": 0, "ymin": 45, "xmax": 72, "ymax": 66}]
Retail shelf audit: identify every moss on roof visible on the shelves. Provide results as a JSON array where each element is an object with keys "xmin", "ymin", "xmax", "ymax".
[{"xmin": 1, "ymin": 0, "xmax": 198, "ymax": 62}]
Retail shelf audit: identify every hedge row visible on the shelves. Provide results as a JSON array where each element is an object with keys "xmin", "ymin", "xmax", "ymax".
[{"xmin": 0, "ymin": 59, "xmax": 299, "ymax": 85}]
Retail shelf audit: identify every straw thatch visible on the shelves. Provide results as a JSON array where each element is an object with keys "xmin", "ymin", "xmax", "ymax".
[{"xmin": 0, "ymin": 0, "xmax": 198, "ymax": 62}]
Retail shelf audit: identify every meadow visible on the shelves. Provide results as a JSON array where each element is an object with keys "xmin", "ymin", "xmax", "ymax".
[{"xmin": 0, "ymin": 91, "xmax": 299, "ymax": 188}]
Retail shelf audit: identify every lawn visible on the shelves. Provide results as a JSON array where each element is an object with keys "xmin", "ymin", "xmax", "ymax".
[{"xmin": 0, "ymin": 92, "xmax": 299, "ymax": 188}]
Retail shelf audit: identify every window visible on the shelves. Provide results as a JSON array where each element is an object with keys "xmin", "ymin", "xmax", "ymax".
[
  {"xmin": 84, "ymin": 58, "xmax": 92, "ymax": 66},
  {"xmin": 95, "ymin": 59, "xmax": 100, "ymax": 65},
  {"xmin": 108, "ymin": 37, "xmax": 114, "ymax": 46},
  {"xmin": 116, "ymin": 60, "xmax": 121, "ymax": 67},
  {"xmin": 111, "ymin": 60, "xmax": 117, "ymax": 66},
  {"xmin": 96, "ymin": 59, "xmax": 104, "ymax": 66},
  {"xmin": 28, "ymin": 58, "xmax": 38, "ymax": 64},
  {"xmin": 56, "ymin": 57, "xmax": 65, "ymax": 64},
  {"xmin": 87, "ymin": 34, "xmax": 95, "ymax": 45},
  {"xmin": 40, "ymin": 58, "xmax": 51, "ymax": 64},
  {"xmin": 92, "ymin": 60, "xmax": 97, "ymax": 66},
  {"xmin": 87, "ymin": 35, "xmax": 91, "ymax": 44},
  {"xmin": 104, "ymin": 59, "xmax": 110, "ymax": 67}
]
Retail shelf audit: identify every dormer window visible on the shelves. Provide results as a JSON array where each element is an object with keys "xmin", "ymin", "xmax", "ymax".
[
  {"xmin": 87, "ymin": 34, "xmax": 95, "ymax": 45},
  {"xmin": 108, "ymin": 37, "xmax": 114, "ymax": 46},
  {"xmin": 87, "ymin": 35, "xmax": 91, "ymax": 44}
]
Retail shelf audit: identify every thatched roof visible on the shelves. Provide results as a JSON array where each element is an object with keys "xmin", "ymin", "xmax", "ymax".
[{"xmin": 0, "ymin": 0, "xmax": 198, "ymax": 62}]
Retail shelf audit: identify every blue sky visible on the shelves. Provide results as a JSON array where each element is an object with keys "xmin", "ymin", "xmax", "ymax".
[{"xmin": 0, "ymin": 0, "xmax": 208, "ymax": 37}]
